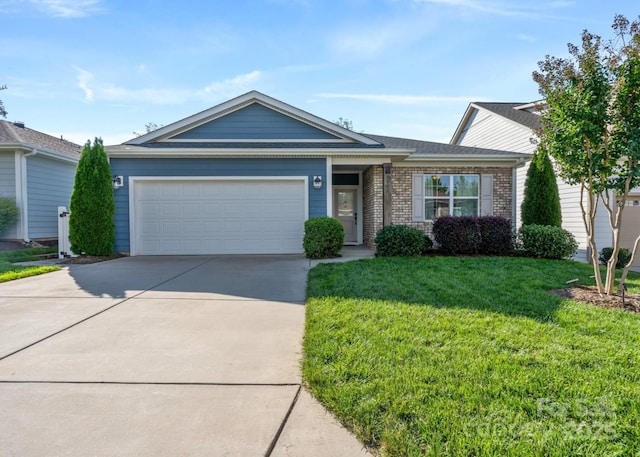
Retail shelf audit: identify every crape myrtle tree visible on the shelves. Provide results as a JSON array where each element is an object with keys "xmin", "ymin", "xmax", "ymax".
[
  {"xmin": 521, "ymin": 148, "xmax": 562, "ymax": 227},
  {"xmin": 533, "ymin": 15, "xmax": 640, "ymax": 295},
  {"xmin": 69, "ymin": 138, "xmax": 115, "ymax": 256}
]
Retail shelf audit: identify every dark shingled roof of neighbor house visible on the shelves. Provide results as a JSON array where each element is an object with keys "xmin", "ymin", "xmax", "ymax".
[
  {"xmin": 0, "ymin": 120, "xmax": 81, "ymax": 159},
  {"xmin": 365, "ymin": 133, "xmax": 528, "ymax": 158},
  {"xmin": 472, "ymin": 102, "xmax": 542, "ymax": 130}
]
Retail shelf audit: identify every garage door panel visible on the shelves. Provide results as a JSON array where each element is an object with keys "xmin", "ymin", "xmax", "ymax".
[{"xmin": 134, "ymin": 179, "xmax": 306, "ymax": 255}]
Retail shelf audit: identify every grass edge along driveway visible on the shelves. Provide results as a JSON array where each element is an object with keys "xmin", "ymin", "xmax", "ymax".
[
  {"xmin": 303, "ymin": 256, "xmax": 640, "ymax": 457},
  {"xmin": 0, "ymin": 247, "xmax": 60, "ymax": 282}
]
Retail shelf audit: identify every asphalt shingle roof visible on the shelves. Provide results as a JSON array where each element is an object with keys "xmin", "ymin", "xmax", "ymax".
[
  {"xmin": 473, "ymin": 102, "xmax": 542, "ymax": 130},
  {"xmin": 0, "ymin": 120, "xmax": 81, "ymax": 159},
  {"xmin": 365, "ymin": 134, "xmax": 526, "ymax": 157}
]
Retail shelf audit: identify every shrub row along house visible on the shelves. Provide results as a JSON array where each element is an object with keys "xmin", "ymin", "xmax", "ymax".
[
  {"xmin": 1, "ymin": 91, "xmax": 638, "ymax": 263},
  {"xmin": 451, "ymin": 102, "xmax": 640, "ymax": 266}
]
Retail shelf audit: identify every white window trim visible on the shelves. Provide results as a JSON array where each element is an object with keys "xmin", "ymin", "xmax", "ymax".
[{"xmin": 423, "ymin": 174, "xmax": 480, "ymax": 221}]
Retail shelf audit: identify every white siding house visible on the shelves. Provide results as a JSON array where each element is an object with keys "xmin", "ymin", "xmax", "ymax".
[{"xmin": 451, "ymin": 102, "xmax": 613, "ymax": 262}]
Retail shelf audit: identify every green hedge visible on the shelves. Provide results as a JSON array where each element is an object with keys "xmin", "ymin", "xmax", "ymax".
[
  {"xmin": 599, "ymin": 247, "xmax": 632, "ymax": 269},
  {"xmin": 0, "ymin": 196, "xmax": 19, "ymax": 237},
  {"xmin": 516, "ymin": 224, "xmax": 578, "ymax": 260},
  {"xmin": 303, "ymin": 217, "xmax": 344, "ymax": 259},
  {"xmin": 374, "ymin": 225, "xmax": 428, "ymax": 257}
]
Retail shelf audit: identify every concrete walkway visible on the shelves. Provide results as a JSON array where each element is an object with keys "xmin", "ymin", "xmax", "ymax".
[{"xmin": 0, "ymin": 249, "xmax": 375, "ymax": 456}]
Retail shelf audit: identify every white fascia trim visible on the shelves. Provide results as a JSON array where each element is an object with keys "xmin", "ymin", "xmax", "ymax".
[
  {"xmin": 1, "ymin": 143, "xmax": 79, "ymax": 164},
  {"xmin": 394, "ymin": 160, "xmax": 525, "ymax": 168},
  {"xmin": 161, "ymin": 138, "xmax": 353, "ymax": 143},
  {"xmin": 108, "ymin": 148, "xmax": 411, "ymax": 159},
  {"xmin": 450, "ymin": 103, "xmax": 476, "ymax": 145},
  {"xmin": 326, "ymin": 157, "xmax": 333, "ymax": 217},
  {"xmin": 128, "ymin": 175, "xmax": 309, "ymax": 256},
  {"xmin": 125, "ymin": 91, "xmax": 382, "ymax": 146}
]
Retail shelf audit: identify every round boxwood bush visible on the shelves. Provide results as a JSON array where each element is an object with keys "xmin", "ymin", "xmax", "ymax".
[
  {"xmin": 374, "ymin": 225, "xmax": 427, "ymax": 257},
  {"xmin": 303, "ymin": 217, "xmax": 344, "ymax": 259},
  {"xmin": 516, "ymin": 224, "xmax": 578, "ymax": 260},
  {"xmin": 0, "ymin": 196, "xmax": 19, "ymax": 237},
  {"xmin": 599, "ymin": 247, "xmax": 632, "ymax": 269}
]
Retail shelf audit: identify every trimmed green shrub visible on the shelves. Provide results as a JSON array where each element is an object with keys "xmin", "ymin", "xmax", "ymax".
[
  {"xmin": 69, "ymin": 138, "xmax": 115, "ymax": 256},
  {"xmin": 432, "ymin": 216, "xmax": 481, "ymax": 254},
  {"xmin": 516, "ymin": 224, "xmax": 578, "ymax": 260},
  {"xmin": 303, "ymin": 217, "xmax": 344, "ymax": 259},
  {"xmin": 599, "ymin": 247, "xmax": 632, "ymax": 269},
  {"xmin": 521, "ymin": 149, "xmax": 562, "ymax": 227},
  {"xmin": 0, "ymin": 196, "xmax": 19, "ymax": 237},
  {"xmin": 374, "ymin": 225, "xmax": 426, "ymax": 257}
]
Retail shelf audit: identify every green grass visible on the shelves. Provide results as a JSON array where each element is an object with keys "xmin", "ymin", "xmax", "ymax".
[
  {"xmin": 0, "ymin": 247, "xmax": 60, "ymax": 282},
  {"xmin": 303, "ymin": 256, "xmax": 640, "ymax": 457}
]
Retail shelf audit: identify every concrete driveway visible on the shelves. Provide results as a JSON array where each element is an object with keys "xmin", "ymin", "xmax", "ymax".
[{"xmin": 0, "ymin": 255, "xmax": 371, "ymax": 456}]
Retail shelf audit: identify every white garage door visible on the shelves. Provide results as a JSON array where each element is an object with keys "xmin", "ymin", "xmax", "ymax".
[{"xmin": 132, "ymin": 178, "xmax": 307, "ymax": 255}]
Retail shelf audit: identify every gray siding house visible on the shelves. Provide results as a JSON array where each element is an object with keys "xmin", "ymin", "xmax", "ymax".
[
  {"xmin": 0, "ymin": 120, "xmax": 80, "ymax": 242},
  {"xmin": 107, "ymin": 91, "xmax": 529, "ymax": 256}
]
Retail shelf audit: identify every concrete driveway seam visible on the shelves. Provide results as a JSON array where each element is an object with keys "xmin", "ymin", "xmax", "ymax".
[{"xmin": 265, "ymin": 384, "xmax": 302, "ymax": 457}]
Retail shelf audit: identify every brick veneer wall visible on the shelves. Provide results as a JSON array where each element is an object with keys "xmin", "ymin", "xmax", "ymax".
[
  {"xmin": 363, "ymin": 165, "xmax": 383, "ymax": 247},
  {"xmin": 391, "ymin": 166, "xmax": 513, "ymax": 237}
]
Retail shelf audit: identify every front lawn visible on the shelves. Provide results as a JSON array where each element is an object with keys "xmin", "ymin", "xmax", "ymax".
[
  {"xmin": 304, "ymin": 256, "xmax": 640, "ymax": 456},
  {"xmin": 0, "ymin": 247, "xmax": 60, "ymax": 282}
]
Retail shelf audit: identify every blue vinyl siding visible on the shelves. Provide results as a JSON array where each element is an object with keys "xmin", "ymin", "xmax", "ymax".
[
  {"xmin": 172, "ymin": 103, "xmax": 340, "ymax": 140},
  {"xmin": 26, "ymin": 155, "xmax": 77, "ymax": 239},
  {"xmin": 110, "ymin": 157, "xmax": 327, "ymax": 253}
]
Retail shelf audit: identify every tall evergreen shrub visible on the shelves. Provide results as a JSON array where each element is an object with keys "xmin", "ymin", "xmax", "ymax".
[
  {"xmin": 521, "ymin": 149, "xmax": 562, "ymax": 227},
  {"xmin": 69, "ymin": 138, "xmax": 115, "ymax": 255}
]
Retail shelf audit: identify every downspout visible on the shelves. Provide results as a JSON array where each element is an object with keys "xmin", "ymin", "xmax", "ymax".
[{"xmin": 20, "ymin": 148, "xmax": 38, "ymax": 242}]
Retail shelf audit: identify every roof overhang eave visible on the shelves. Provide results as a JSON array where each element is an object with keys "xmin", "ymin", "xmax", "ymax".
[
  {"xmin": 0, "ymin": 143, "xmax": 79, "ymax": 163},
  {"xmin": 107, "ymin": 147, "xmax": 413, "ymax": 160}
]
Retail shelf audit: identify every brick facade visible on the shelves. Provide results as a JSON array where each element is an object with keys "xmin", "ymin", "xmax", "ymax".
[
  {"xmin": 363, "ymin": 165, "xmax": 383, "ymax": 247},
  {"xmin": 360, "ymin": 165, "xmax": 513, "ymax": 247},
  {"xmin": 390, "ymin": 166, "xmax": 513, "ymax": 237}
]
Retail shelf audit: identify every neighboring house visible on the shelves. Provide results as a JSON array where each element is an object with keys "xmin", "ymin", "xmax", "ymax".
[
  {"xmin": 450, "ymin": 102, "xmax": 640, "ymax": 265},
  {"xmin": 0, "ymin": 120, "xmax": 80, "ymax": 242},
  {"xmin": 106, "ymin": 91, "xmax": 528, "ymax": 255}
]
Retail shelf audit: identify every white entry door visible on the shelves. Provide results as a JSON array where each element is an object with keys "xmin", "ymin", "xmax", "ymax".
[{"xmin": 334, "ymin": 189, "xmax": 357, "ymax": 244}]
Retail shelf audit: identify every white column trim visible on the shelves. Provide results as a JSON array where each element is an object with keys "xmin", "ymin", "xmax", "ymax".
[{"xmin": 326, "ymin": 157, "xmax": 333, "ymax": 217}]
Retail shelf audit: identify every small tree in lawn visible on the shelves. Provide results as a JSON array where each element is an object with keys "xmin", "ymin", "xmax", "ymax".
[
  {"xmin": 533, "ymin": 15, "xmax": 640, "ymax": 295},
  {"xmin": 69, "ymin": 138, "xmax": 115, "ymax": 255},
  {"xmin": 521, "ymin": 148, "xmax": 562, "ymax": 227}
]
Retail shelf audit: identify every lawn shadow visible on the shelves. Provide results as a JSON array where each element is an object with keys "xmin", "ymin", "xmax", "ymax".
[{"xmin": 306, "ymin": 256, "xmax": 600, "ymax": 321}]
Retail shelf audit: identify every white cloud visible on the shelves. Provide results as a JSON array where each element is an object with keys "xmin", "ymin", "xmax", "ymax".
[
  {"xmin": 199, "ymin": 71, "xmax": 262, "ymax": 99},
  {"xmin": 74, "ymin": 66, "xmax": 94, "ymax": 102},
  {"xmin": 73, "ymin": 68, "xmax": 262, "ymax": 105},
  {"xmin": 27, "ymin": 0, "xmax": 103, "ymax": 18},
  {"xmin": 317, "ymin": 93, "xmax": 483, "ymax": 105}
]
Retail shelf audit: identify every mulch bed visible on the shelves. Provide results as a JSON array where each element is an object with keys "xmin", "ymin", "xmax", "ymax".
[
  {"xmin": 60, "ymin": 253, "xmax": 126, "ymax": 264},
  {"xmin": 550, "ymin": 285, "xmax": 640, "ymax": 313}
]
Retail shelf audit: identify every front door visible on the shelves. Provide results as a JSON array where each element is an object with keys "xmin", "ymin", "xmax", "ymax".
[{"xmin": 334, "ymin": 189, "xmax": 357, "ymax": 244}]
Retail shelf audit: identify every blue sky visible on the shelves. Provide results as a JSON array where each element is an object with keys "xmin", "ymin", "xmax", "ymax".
[{"xmin": 1, "ymin": 0, "xmax": 638, "ymax": 145}]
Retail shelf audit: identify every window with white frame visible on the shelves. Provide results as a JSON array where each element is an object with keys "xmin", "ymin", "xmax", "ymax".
[{"xmin": 424, "ymin": 174, "xmax": 479, "ymax": 220}]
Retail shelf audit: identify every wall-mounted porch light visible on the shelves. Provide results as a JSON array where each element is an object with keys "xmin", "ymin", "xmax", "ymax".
[
  {"xmin": 313, "ymin": 175, "xmax": 323, "ymax": 189},
  {"xmin": 113, "ymin": 175, "xmax": 124, "ymax": 189}
]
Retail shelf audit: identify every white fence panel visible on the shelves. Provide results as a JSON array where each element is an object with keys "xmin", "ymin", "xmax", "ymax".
[{"xmin": 57, "ymin": 206, "xmax": 77, "ymax": 258}]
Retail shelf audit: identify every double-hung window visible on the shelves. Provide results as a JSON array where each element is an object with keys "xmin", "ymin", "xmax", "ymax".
[{"xmin": 424, "ymin": 174, "xmax": 479, "ymax": 220}]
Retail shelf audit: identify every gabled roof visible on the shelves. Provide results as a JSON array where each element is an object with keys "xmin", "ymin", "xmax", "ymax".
[
  {"xmin": 450, "ymin": 101, "xmax": 541, "ymax": 146},
  {"xmin": 473, "ymin": 102, "xmax": 541, "ymax": 130},
  {"xmin": 366, "ymin": 134, "xmax": 530, "ymax": 162},
  {"xmin": 0, "ymin": 120, "xmax": 81, "ymax": 161},
  {"xmin": 124, "ymin": 90, "xmax": 381, "ymax": 147}
]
